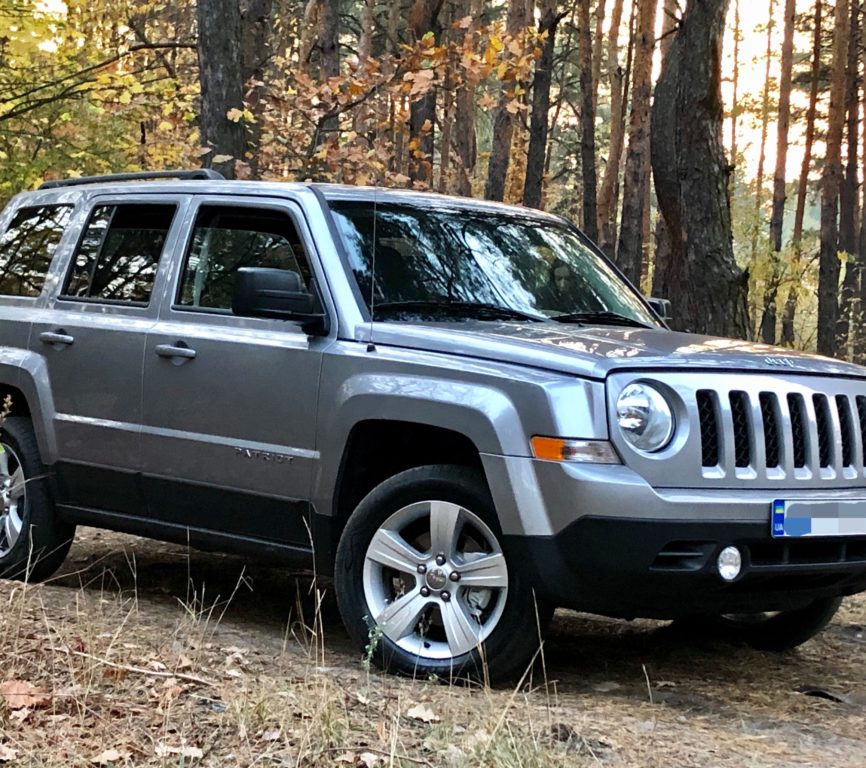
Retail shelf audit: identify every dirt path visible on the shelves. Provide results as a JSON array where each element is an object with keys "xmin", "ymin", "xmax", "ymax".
[{"xmin": 1, "ymin": 527, "xmax": 864, "ymax": 767}]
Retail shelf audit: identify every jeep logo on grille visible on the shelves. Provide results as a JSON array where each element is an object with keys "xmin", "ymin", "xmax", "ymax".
[{"xmin": 764, "ymin": 356, "xmax": 796, "ymax": 368}]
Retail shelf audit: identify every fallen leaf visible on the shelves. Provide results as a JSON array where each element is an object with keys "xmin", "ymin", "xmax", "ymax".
[
  {"xmin": 334, "ymin": 752, "xmax": 355, "ymax": 764},
  {"xmin": 406, "ymin": 703, "xmax": 439, "ymax": 723},
  {"xmin": 0, "ymin": 680, "xmax": 50, "ymax": 709},
  {"xmin": 155, "ymin": 744, "xmax": 203, "ymax": 759},
  {"xmin": 9, "ymin": 708, "xmax": 29, "ymax": 724},
  {"xmin": 211, "ymin": 154, "xmax": 234, "ymax": 165},
  {"xmin": 261, "ymin": 729, "xmax": 281, "ymax": 742},
  {"xmin": 359, "ymin": 753, "xmax": 379, "ymax": 767},
  {"xmin": 0, "ymin": 745, "xmax": 18, "ymax": 762},
  {"xmin": 91, "ymin": 748, "xmax": 131, "ymax": 765},
  {"xmin": 592, "ymin": 681, "xmax": 621, "ymax": 693}
]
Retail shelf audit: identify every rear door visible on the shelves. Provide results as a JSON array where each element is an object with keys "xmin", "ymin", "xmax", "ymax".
[
  {"xmin": 29, "ymin": 195, "xmax": 187, "ymax": 515},
  {"xmin": 139, "ymin": 196, "xmax": 328, "ymax": 549}
]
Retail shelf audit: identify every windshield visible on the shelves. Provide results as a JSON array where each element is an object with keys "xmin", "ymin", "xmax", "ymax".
[{"xmin": 329, "ymin": 201, "xmax": 658, "ymax": 326}]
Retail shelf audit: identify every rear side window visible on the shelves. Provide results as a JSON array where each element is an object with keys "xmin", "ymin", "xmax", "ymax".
[
  {"xmin": 63, "ymin": 204, "xmax": 176, "ymax": 304},
  {"xmin": 0, "ymin": 205, "xmax": 72, "ymax": 297},
  {"xmin": 177, "ymin": 206, "xmax": 311, "ymax": 311}
]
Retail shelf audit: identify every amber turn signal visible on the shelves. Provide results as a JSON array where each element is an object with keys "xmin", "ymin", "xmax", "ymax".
[{"xmin": 530, "ymin": 436, "xmax": 620, "ymax": 464}]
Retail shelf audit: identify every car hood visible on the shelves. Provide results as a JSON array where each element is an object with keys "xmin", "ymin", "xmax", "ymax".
[{"xmin": 358, "ymin": 321, "xmax": 866, "ymax": 379}]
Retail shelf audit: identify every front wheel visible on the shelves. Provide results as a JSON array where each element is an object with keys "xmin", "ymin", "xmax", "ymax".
[{"xmin": 335, "ymin": 465, "xmax": 549, "ymax": 682}]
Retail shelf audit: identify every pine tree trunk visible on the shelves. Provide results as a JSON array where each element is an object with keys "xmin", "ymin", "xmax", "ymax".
[
  {"xmin": 596, "ymin": 0, "xmax": 625, "ymax": 255},
  {"xmin": 651, "ymin": 0, "xmax": 751, "ymax": 338},
  {"xmin": 453, "ymin": 0, "xmax": 480, "ymax": 195},
  {"xmin": 616, "ymin": 0, "xmax": 657, "ymax": 285},
  {"xmin": 836, "ymin": 1, "xmax": 860, "ymax": 353},
  {"xmin": 729, "ymin": 0, "xmax": 740, "ymax": 161},
  {"xmin": 750, "ymin": 0, "xmax": 774, "ymax": 269},
  {"xmin": 592, "ymin": 0, "xmax": 606, "ymax": 106},
  {"xmin": 240, "ymin": 0, "xmax": 273, "ymax": 177},
  {"xmin": 408, "ymin": 0, "xmax": 442, "ymax": 185},
  {"xmin": 523, "ymin": 0, "xmax": 561, "ymax": 209},
  {"xmin": 759, "ymin": 0, "xmax": 795, "ymax": 343},
  {"xmin": 781, "ymin": 0, "xmax": 822, "ymax": 346},
  {"xmin": 579, "ymin": 0, "xmax": 599, "ymax": 239},
  {"xmin": 198, "ymin": 0, "xmax": 246, "ymax": 179},
  {"xmin": 484, "ymin": 0, "xmax": 528, "ymax": 201},
  {"xmin": 816, "ymin": 0, "xmax": 850, "ymax": 357}
]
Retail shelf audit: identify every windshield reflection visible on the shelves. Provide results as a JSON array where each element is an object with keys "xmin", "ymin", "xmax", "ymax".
[{"xmin": 330, "ymin": 201, "xmax": 658, "ymax": 327}]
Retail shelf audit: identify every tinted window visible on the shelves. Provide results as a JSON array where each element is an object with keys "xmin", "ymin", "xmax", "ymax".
[
  {"xmin": 178, "ymin": 206, "xmax": 311, "ymax": 311},
  {"xmin": 0, "ymin": 206, "xmax": 72, "ymax": 297},
  {"xmin": 64, "ymin": 204, "xmax": 176, "ymax": 303},
  {"xmin": 330, "ymin": 202, "xmax": 657, "ymax": 325}
]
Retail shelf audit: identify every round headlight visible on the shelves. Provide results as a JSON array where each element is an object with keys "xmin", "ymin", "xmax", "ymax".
[{"xmin": 615, "ymin": 383, "xmax": 674, "ymax": 452}]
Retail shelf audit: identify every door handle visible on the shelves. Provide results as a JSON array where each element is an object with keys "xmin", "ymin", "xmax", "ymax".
[
  {"xmin": 39, "ymin": 330, "xmax": 74, "ymax": 346},
  {"xmin": 155, "ymin": 343, "xmax": 197, "ymax": 360}
]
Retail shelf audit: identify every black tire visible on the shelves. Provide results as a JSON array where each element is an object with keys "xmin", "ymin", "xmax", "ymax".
[
  {"xmin": 335, "ymin": 465, "xmax": 551, "ymax": 683},
  {"xmin": 0, "ymin": 417, "xmax": 75, "ymax": 582},
  {"xmin": 675, "ymin": 597, "xmax": 843, "ymax": 651}
]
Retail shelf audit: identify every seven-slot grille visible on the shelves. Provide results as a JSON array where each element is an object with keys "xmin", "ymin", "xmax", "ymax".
[{"xmin": 697, "ymin": 389, "xmax": 866, "ymax": 477}]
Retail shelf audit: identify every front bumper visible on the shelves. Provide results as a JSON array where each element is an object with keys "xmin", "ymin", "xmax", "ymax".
[{"xmin": 482, "ymin": 456, "xmax": 866, "ymax": 617}]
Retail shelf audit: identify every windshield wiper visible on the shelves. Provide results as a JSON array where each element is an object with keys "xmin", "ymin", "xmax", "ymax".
[
  {"xmin": 373, "ymin": 300, "xmax": 547, "ymax": 322},
  {"xmin": 551, "ymin": 310, "xmax": 653, "ymax": 328}
]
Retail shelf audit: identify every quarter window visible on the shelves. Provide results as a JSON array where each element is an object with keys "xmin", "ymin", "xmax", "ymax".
[
  {"xmin": 178, "ymin": 206, "xmax": 311, "ymax": 312},
  {"xmin": 0, "ymin": 205, "xmax": 72, "ymax": 297},
  {"xmin": 64, "ymin": 204, "xmax": 176, "ymax": 304}
]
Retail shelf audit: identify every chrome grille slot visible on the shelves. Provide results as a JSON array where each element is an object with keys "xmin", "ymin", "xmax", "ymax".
[
  {"xmin": 788, "ymin": 393, "xmax": 808, "ymax": 469},
  {"xmin": 813, "ymin": 394, "xmax": 833, "ymax": 468},
  {"xmin": 836, "ymin": 394, "xmax": 855, "ymax": 467},
  {"xmin": 696, "ymin": 390, "xmax": 720, "ymax": 467},
  {"xmin": 760, "ymin": 392, "xmax": 780, "ymax": 468}
]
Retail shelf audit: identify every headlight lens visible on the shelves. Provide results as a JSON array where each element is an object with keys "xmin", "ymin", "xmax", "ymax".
[{"xmin": 615, "ymin": 383, "xmax": 674, "ymax": 452}]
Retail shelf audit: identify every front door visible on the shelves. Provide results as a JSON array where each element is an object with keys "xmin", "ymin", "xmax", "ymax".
[{"xmin": 139, "ymin": 198, "xmax": 327, "ymax": 550}]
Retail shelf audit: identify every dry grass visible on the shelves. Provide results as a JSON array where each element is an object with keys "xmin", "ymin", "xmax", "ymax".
[{"xmin": 0, "ymin": 528, "xmax": 864, "ymax": 767}]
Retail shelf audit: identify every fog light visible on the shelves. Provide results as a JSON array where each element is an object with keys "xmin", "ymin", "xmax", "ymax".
[{"xmin": 717, "ymin": 546, "xmax": 742, "ymax": 582}]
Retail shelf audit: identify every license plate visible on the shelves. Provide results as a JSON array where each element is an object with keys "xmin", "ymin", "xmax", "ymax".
[{"xmin": 772, "ymin": 498, "xmax": 866, "ymax": 538}]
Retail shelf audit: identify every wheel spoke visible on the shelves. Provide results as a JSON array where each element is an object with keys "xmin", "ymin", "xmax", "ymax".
[
  {"xmin": 0, "ymin": 449, "xmax": 9, "ymax": 478},
  {"xmin": 3, "ymin": 507, "xmax": 22, "ymax": 547},
  {"xmin": 440, "ymin": 598, "xmax": 482, "ymax": 657},
  {"xmin": 375, "ymin": 590, "xmax": 429, "ymax": 641},
  {"xmin": 457, "ymin": 552, "xmax": 508, "ymax": 589},
  {"xmin": 366, "ymin": 529, "xmax": 424, "ymax": 574},
  {"xmin": 429, "ymin": 501, "xmax": 461, "ymax": 559},
  {"xmin": 8, "ymin": 467, "xmax": 25, "ymax": 499}
]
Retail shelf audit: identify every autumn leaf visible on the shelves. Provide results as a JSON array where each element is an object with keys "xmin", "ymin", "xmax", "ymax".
[
  {"xmin": 155, "ymin": 744, "xmax": 203, "ymax": 759},
  {"xmin": 406, "ymin": 703, "xmax": 440, "ymax": 723},
  {"xmin": 0, "ymin": 745, "xmax": 18, "ymax": 763},
  {"xmin": 226, "ymin": 107, "xmax": 245, "ymax": 122},
  {"xmin": 211, "ymin": 154, "xmax": 234, "ymax": 164},
  {"xmin": 91, "ymin": 748, "xmax": 131, "ymax": 765},
  {"xmin": 0, "ymin": 680, "xmax": 50, "ymax": 709}
]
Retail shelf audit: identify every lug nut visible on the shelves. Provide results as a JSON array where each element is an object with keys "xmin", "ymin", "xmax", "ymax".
[
  {"xmin": 417, "ymin": 564, "xmax": 427, "ymax": 574},
  {"xmin": 440, "ymin": 591, "xmax": 451, "ymax": 602},
  {"xmin": 420, "ymin": 587, "xmax": 430, "ymax": 597},
  {"xmin": 435, "ymin": 553, "xmax": 447, "ymax": 566},
  {"xmin": 449, "ymin": 572, "xmax": 460, "ymax": 582}
]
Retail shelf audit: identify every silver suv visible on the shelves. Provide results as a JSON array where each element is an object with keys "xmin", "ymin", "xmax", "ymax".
[{"xmin": 0, "ymin": 170, "xmax": 864, "ymax": 681}]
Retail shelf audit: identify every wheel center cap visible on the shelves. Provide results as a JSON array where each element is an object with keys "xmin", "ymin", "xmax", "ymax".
[{"xmin": 425, "ymin": 568, "xmax": 447, "ymax": 590}]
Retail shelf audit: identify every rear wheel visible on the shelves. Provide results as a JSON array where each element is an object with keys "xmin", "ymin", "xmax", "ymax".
[
  {"xmin": 0, "ymin": 417, "xmax": 75, "ymax": 582},
  {"xmin": 676, "ymin": 597, "xmax": 843, "ymax": 651},
  {"xmin": 335, "ymin": 465, "xmax": 550, "ymax": 682}
]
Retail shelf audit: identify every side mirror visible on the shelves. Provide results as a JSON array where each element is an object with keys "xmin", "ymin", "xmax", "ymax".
[
  {"xmin": 646, "ymin": 297, "xmax": 672, "ymax": 322},
  {"xmin": 232, "ymin": 267, "xmax": 327, "ymax": 334}
]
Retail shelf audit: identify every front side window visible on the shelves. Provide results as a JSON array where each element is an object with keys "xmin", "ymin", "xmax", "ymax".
[
  {"xmin": 64, "ymin": 204, "xmax": 176, "ymax": 304},
  {"xmin": 178, "ymin": 206, "xmax": 311, "ymax": 311},
  {"xmin": 329, "ymin": 201, "xmax": 658, "ymax": 326},
  {"xmin": 0, "ymin": 205, "xmax": 72, "ymax": 297}
]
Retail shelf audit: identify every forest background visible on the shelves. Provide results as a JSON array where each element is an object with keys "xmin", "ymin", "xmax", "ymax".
[{"xmin": 0, "ymin": 0, "xmax": 861, "ymax": 359}]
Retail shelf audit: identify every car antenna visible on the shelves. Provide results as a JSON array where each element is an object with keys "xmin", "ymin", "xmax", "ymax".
[{"xmin": 367, "ymin": 187, "xmax": 378, "ymax": 352}]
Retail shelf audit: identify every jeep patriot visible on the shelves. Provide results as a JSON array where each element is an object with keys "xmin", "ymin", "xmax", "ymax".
[{"xmin": 0, "ymin": 169, "xmax": 864, "ymax": 680}]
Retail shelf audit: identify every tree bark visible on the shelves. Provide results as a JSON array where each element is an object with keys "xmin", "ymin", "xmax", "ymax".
[
  {"xmin": 816, "ymin": 0, "xmax": 850, "ymax": 357},
  {"xmin": 651, "ymin": 0, "xmax": 750, "ymax": 338},
  {"xmin": 781, "ymin": 0, "xmax": 822, "ymax": 346},
  {"xmin": 592, "ymin": 0, "xmax": 606, "ymax": 106},
  {"xmin": 453, "ymin": 0, "xmax": 480, "ymax": 195},
  {"xmin": 240, "ymin": 0, "xmax": 273, "ymax": 177},
  {"xmin": 522, "ymin": 0, "xmax": 560, "ymax": 209},
  {"xmin": 836, "ymin": 1, "xmax": 860, "ymax": 353},
  {"xmin": 750, "ymin": 0, "xmax": 774, "ymax": 268},
  {"xmin": 729, "ymin": 0, "xmax": 740, "ymax": 161},
  {"xmin": 408, "ymin": 0, "xmax": 442, "ymax": 185},
  {"xmin": 595, "ymin": 0, "xmax": 625, "ymax": 255},
  {"xmin": 198, "ymin": 0, "xmax": 246, "ymax": 179},
  {"xmin": 578, "ymin": 0, "xmax": 598, "ymax": 239},
  {"xmin": 759, "ymin": 0, "xmax": 795, "ymax": 343},
  {"xmin": 484, "ymin": 0, "xmax": 527, "ymax": 201},
  {"xmin": 616, "ymin": 0, "xmax": 657, "ymax": 285}
]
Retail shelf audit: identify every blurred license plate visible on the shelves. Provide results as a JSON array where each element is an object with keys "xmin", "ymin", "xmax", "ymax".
[{"xmin": 772, "ymin": 499, "xmax": 866, "ymax": 538}]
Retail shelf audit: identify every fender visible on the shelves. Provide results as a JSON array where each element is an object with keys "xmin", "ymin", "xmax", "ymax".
[{"xmin": 0, "ymin": 349, "xmax": 59, "ymax": 464}]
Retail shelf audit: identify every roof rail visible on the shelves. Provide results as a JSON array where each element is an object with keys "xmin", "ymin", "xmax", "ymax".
[{"xmin": 38, "ymin": 169, "xmax": 225, "ymax": 190}]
